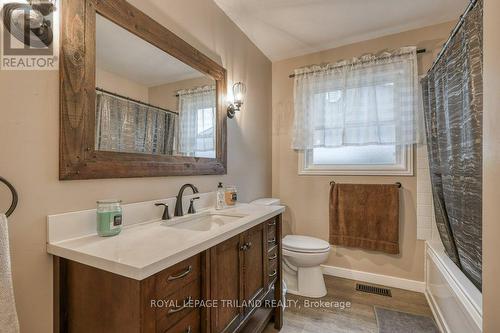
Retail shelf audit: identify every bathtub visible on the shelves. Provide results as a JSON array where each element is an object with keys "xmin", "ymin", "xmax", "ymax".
[{"xmin": 425, "ymin": 241, "xmax": 482, "ymax": 333}]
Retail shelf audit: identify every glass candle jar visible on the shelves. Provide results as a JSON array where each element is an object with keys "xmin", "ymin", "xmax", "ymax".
[
  {"xmin": 96, "ymin": 200, "xmax": 122, "ymax": 237},
  {"xmin": 224, "ymin": 185, "xmax": 237, "ymax": 206}
]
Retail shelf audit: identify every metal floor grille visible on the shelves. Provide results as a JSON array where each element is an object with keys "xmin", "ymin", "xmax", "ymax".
[{"xmin": 356, "ymin": 283, "xmax": 392, "ymax": 297}]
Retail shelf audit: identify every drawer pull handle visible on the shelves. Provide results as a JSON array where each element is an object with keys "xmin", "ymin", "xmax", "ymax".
[
  {"xmin": 269, "ymin": 270, "xmax": 277, "ymax": 278},
  {"xmin": 186, "ymin": 326, "xmax": 192, "ymax": 333},
  {"xmin": 268, "ymin": 221, "xmax": 276, "ymax": 226},
  {"xmin": 168, "ymin": 265, "xmax": 193, "ymax": 281},
  {"xmin": 268, "ymin": 254, "xmax": 277, "ymax": 261},
  {"xmin": 168, "ymin": 296, "xmax": 192, "ymax": 314},
  {"xmin": 268, "ymin": 238, "xmax": 276, "ymax": 244}
]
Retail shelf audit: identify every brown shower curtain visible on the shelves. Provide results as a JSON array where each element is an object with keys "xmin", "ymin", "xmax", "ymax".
[{"xmin": 420, "ymin": 0, "xmax": 483, "ymax": 290}]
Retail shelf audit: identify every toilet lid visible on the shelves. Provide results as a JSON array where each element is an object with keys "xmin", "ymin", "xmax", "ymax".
[{"xmin": 282, "ymin": 235, "xmax": 330, "ymax": 253}]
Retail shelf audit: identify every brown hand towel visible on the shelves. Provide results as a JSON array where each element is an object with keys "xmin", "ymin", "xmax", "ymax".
[{"xmin": 329, "ymin": 183, "xmax": 400, "ymax": 254}]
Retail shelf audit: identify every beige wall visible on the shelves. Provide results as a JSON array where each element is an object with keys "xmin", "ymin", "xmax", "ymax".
[
  {"xmin": 96, "ymin": 67, "xmax": 150, "ymax": 102},
  {"xmin": 483, "ymin": 0, "xmax": 500, "ymax": 331},
  {"xmin": 0, "ymin": 0, "xmax": 272, "ymax": 332},
  {"xmin": 149, "ymin": 76, "xmax": 214, "ymax": 111},
  {"xmin": 272, "ymin": 21, "xmax": 455, "ymax": 282}
]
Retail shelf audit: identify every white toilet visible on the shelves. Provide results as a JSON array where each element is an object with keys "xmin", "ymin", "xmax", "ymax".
[
  {"xmin": 282, "ymin": 235, "xmax": 330, "ymax": 298},
  {"xmin": 250, "ymin": 198, "xmax": 331, "ymax": 298}
]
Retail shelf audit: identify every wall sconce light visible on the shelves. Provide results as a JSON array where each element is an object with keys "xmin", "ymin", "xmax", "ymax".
[{"xmin": 227, "ymin": 82, "xmax": 247, "ymax": 119}]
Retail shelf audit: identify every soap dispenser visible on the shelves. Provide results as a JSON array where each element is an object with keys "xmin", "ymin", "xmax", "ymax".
[{"xmin": 216, "ymin": 182, "xmax": 225, "ymax": 210}]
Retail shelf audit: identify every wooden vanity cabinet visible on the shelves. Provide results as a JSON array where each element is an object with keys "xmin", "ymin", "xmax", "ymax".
[
  {"xmin": 54, "ymin": 215, "xmax": 283, "ymax": 333},
  {"xmin": 209, "ymin": 223, "xmax": 268, "ymax": 332}
]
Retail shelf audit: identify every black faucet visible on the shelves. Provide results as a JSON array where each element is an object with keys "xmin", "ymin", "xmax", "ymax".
[{"xmin": 174, "ymin": 184, "xmax": 199, "ymax": 217}]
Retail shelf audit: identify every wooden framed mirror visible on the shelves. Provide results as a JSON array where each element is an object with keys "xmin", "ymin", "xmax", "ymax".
[{"xmin": 60, "ymin": 0, "xmax": 227, "ymax": 180}]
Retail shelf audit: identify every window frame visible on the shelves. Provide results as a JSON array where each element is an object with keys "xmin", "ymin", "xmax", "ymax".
[{"xmin": 298, "ymin": 144, "xmax": 414, "ymax": 176}]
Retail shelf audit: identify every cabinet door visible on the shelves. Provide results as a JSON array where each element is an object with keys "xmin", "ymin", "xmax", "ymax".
[
  {"xmin": 210, "ymin": 235, "xmax": 243, "ymax": 333},
  {"xmin": 243, "ymin": 224, "xmax": 266, "ymax": 303}
]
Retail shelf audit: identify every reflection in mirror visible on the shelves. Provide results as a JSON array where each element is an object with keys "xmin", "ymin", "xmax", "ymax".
[{"xmin": 95, "ymin": 14, "xmax": 216, "ymax": 158}]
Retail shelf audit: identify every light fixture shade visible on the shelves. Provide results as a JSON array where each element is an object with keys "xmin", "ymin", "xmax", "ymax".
[
  {"xmin": 227, "ymin": 82, "xmax": 247, "ymax": 118},
  {"xmin": 232, "ymin": 82, "xmax": 246, "ymax": 105}
]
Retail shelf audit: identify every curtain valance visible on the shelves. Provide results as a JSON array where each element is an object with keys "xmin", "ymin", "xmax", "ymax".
[{"xmin": 292, "ymin": 47, "xmax": 421, "ymax": 150}]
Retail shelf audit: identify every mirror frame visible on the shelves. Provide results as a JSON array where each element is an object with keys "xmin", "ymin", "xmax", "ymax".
[{"xmin": 60, "ymin": 0, "xmax": 227, "ymax": 180}]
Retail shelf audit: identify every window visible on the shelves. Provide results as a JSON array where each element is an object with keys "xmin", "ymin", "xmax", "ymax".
[
  {"xmin": 292, "ymin": 47, "xmax": 419, "ymax": 176},
  {"xmin": 298, "ymin": 85, "xmax": 413, "ymax": 175},
  {"xmin": 177, "ymin": 86, "xmax": 216, "ymax": 158}
]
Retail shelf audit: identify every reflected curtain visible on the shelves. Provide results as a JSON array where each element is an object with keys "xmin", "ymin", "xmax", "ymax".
[
  {"xmin": 177, "ymin": 86, "xmax": 216, "ymax": 157},
  {"xmin": 95, "ymin": 91, "xmax": 177, "ymax": 155},
  {"xmin": 421, "ymin": 0, "xmax": 483, "ymax": 290},
  {"xmin": 292, "ymin": 47, "xmax": 421, "ymax": 150}
]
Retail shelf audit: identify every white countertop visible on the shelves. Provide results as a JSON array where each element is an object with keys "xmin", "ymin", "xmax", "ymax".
[{"xmin": 47, "ymin": 203, "xmax": 284, "ymax": 280}]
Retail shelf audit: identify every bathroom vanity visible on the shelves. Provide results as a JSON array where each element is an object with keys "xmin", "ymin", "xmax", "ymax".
[
  {"xmin": 53, "ymin": 0, "xmax": 285, "ymax": 330},
  {"xmin": 48, "ymin": 199, "xmax": 284, "ymax": 333}
]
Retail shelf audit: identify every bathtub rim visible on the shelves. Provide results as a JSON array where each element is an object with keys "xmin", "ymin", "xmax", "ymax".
[{"xmin": 425, "ymin": 240, "xmax": 482, "ymax": 332}]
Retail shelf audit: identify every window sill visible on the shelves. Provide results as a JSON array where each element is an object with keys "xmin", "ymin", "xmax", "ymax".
[
  {"xmin": 298, "ymin": 168, "xmax": 414, "ymax": 176},
  {"xmin": 297, "ymin": 145, "xmax": 414, "ymax": 176}
]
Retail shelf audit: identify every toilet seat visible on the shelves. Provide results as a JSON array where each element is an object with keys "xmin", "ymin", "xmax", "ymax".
[{"xmin": 283, "ymin": 235, "xmax": 330, "ymax": 253}]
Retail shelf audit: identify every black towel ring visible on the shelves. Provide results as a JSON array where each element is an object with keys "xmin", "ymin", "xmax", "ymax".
[{"xmin": 0, "ymin": 177, "xmax": 18, "ymax": 217}]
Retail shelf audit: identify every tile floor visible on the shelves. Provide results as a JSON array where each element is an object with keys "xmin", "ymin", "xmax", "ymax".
[{"xmin": 264, "ymin": 276, "xmax": 433, "ymax": 333}]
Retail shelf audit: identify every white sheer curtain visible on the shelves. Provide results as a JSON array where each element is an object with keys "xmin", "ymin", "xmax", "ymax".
[
  {"xmin": 292, "ymin": 47, "xmax": 421, "ymax": 150},
  {"xmin": 177, "ymin": 85, "xmax": 216, "ymax": 157}
]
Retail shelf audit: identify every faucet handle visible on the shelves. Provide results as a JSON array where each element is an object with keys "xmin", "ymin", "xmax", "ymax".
[
  {"xmin": 155, "ymin": 203, "xmax": 171, "ymax": 220},
  {"xmin": 188, "ymin": 197, "xmax": 200, "ymax": 214}
]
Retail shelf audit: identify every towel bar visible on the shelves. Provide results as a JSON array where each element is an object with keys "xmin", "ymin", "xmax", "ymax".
[
  {"xmin": 329, "ymin": 181, "xmax": 402, "ymax": 189},
  {"xmin": 0, "ymin": 177, "xmax": 18, "ymax": 217}
]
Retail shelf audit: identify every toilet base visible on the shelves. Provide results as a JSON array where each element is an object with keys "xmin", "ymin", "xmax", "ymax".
[{"xmin": 283, "ymin": 266, "xmax": 327, "ymax": 298}]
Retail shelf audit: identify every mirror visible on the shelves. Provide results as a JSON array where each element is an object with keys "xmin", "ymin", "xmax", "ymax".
[
  {"xmin": 59, "ymin": 0, "xmax": 227, "ymax": 180},
  {"xmin": 95, "ymin": 14, "xmax": 217, "ymax": 158}
]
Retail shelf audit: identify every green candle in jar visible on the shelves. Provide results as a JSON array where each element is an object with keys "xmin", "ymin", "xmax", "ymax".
[{"xmin": 96, "ymin": 200, "xmax": 122, "ymax": 237}]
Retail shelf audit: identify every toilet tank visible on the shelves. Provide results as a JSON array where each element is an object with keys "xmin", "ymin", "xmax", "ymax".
[{"xmin": 250, "ymin": 198, "xmax": 281, "ymax": 206}]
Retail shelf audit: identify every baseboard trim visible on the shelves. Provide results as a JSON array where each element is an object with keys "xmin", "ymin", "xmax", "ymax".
[{"xmin": 321, "ymin": 264, "xmax": 426, "ymax": 293}]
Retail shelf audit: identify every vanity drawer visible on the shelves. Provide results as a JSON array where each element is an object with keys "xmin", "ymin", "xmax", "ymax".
[
  {"xmin": 156, "ymin": 279, "xmax": 201, "ymax": 332},
  {"xmin": 267, "ymin": 258, "xmax": 278, "ymax": 285},
  {"xmin": 267, "ymin": 245, "xmax": 278, "ymax": 263},
  {"xmin": 267, "ymin": 246, "xmax": 278, "ymax": 286},
  {"xmin": 267, "ymin": 219, "xmax": 277, "ymax": 247},
  {"xmin": 163, "ymin": 308, "xmax": 200, "ymax": 333},
  {"xmin": 155, "ymin": 255, "xmax": 201, "ymax": 298}
]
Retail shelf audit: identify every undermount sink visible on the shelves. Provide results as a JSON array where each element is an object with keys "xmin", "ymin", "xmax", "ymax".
[{"xmin": 165, "ymin": 212, "xmax": 246, "ymax": 232}]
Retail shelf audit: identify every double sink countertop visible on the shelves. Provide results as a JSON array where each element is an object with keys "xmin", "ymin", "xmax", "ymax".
[{"xmin": 47, "ymin": 197, "xmax": 284, "ymax": 280}]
